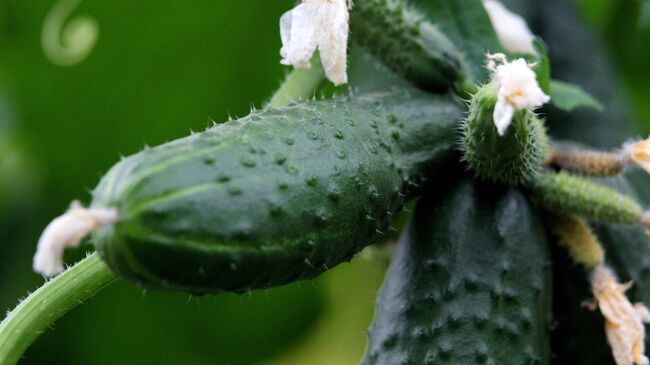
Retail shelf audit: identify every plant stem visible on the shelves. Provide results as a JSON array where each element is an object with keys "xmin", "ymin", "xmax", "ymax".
[
  {"xmin": 268, "ymin": 55, "xmax": 325, "ymax": 107},
  {"xmin": 0, "ymin": 253, "xmax": 116, "ymax": 365}
]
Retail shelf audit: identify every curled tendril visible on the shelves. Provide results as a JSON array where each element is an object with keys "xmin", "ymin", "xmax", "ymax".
[{"xmin": 41, "ymin": 0, "xmax": 99, "ymax": 67}]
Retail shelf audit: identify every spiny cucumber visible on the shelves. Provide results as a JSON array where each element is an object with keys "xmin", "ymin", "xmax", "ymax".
[
  {"xmin": 531, "ymin": 171, "xmax": 642, "ymax": 225},
  {"xmin": 90, "ymin": 89, "xmax": 464, "ymax": 293},
  {"xmin": 350, "ymin": 0, "xmax": 465, "ymax": 91},
  {"xmin": 461, "ymin": 83, "xmax": 548, "ymax": 185},
  {"xmin": 361, "ymin": 179, "xmax": 552, "ymax": 365}
]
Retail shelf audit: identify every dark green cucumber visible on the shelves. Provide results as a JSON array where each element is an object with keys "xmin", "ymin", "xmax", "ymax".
[
  {"xmin": 90, "ymin": 89, "xmax": 464, "ymax": 293},
  {"xmin": 361, "ymin": 179, "xmax": 552, "ymax": 365},
  {"xmin": 350, "ymin": 0, "xmax": 465, "ymax": 91}
]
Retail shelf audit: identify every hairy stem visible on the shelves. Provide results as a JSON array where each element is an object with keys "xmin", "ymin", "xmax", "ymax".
[
  {"xmin": 268, "ymin": 55, "xmax": 324, "ymax": 107},
  {"xmin": 0, "ymin": 253, "xmax": 116, "ymax": 365}
]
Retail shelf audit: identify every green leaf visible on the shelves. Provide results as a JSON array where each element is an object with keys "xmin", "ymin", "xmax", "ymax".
[
  {"xmin": 413, "ymin": 0, "xmax": 503, "ymax": 84},
  {"xmin": 532, "ymin": 38, "xmax": 551, "ymax": 94},
  {"xmin": 550, "ymin": 80, "xmax": 604, "ymax": 112}
]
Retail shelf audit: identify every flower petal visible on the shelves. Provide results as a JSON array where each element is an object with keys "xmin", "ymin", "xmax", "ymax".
[
  {"xmin": 483, "ymin": 0, "xmax": 536, "ymax": 55},
  {"xmin": 280, "ymin": 3, "xmax": 319, "ymax": 68},
  {"xmin": 33, "ymin": 201, "xmax": 118, "ymax": 276},
  {"xmin": 316, "ymin": 0, "xmax": 349, "ymax": 85},
  {"xmin": 591, "ymin": 265, "xmax": 650, "ymax": 365},
  {"xmin": 628, "ymin": 138, "xmax": 650, "ymax": 175},
  {"xmin": 493, "ymin": 98, "xmax": 515, "ymax": 136},
  {"xmin": 495, "ymin": 58, "xmax": 550, "ymax": 110}
]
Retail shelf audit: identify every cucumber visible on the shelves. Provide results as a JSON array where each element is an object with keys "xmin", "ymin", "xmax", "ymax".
[
  {"xmin": 530, "ymin": 171, "xmax": 642, "ymax": 225},
  {"xmin": 350, "ymin": 0, "xmax": 465, "ymax": 91},
  {"xmin": 361, "ymin": 179, "xmax": 552, "ymax": 365},
  {"xmin": 461, "ymin": 83, "xmax": 548, "ymax": 185},
  {"xmin": 90, "ymin": 89, "xmax": 464, "ymax": 293}
]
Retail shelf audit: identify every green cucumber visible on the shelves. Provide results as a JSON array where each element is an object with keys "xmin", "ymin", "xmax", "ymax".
[
  {"xmin": 350, "ymin": 0, "xmax": 465, "ymax": 91},
  {"xmin": 461, "ymin": 83, "xmax": 548, "ymax": 185},
  {"xmin": 530, "ymin": 171, "xmax": 642, "ymax": 225},
  {"xmin": 361, "ymin": 179, "xmax": 552, "ymax": 365},
  {"xmin": 90, "ymin": 89, "xmax": 464, "ymax": 293}
]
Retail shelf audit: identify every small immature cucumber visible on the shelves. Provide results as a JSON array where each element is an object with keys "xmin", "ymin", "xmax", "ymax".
[
  {"xmin": 461, "ymin": 83, "xmax": 548, "ymax": 185},
  {"xmin": 90, "ymin": 90, "xmax": 464, "ymax": 293},
  {"xmin": 350, "ymin": 0, "xmax": 465, "ymax": 91},
  {"xmin": 531, "ymin": 171, "xmax": 642, "ymax": 225},
  {"xmin": 361, "ymin": 180, "xmax": 552, "ymax": 365}
]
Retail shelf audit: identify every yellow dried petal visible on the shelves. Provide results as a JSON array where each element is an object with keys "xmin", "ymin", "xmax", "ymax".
[
  {"xmin": 628, "ymin": 139, "xmax": 650, "ymax": 176},
  {"xmin": 591, "ymin": 265, "xmax": 650, "ymax": 365}
]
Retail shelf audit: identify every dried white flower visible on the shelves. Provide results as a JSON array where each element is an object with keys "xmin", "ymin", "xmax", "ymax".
[
  {"xmin": 589, "ymin": 265, "xmax": 650, "ymax": 365},
  {"xmin": 279, "ymin": 0, "xmax": 350, "ymax": 85},
  {"xmin": 624, "ymin": 138, "xmax": 650, "ymax": 176},
  {"xmin": 33, "ymin": 201, "xmax": 118, "ymax": 277},
  {"xmin": 482, "ymin": 0, "xmax": 536, "ymax": 55},
  {"xmin": 488, "ymin": 54, "xmax": 550, "ymax": 136}
]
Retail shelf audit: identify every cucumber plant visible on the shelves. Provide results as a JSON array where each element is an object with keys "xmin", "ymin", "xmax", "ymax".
[{"xmin": 1, "ymin": 0, "xmax": 650, "ymax": 364}]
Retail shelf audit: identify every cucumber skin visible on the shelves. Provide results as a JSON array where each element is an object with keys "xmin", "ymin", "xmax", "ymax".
[
  {"xmin": 351, "ymin": 0, "xmax": 464, "ymax": 91},
  {"xmin": 90, "ymin": 90, "xmax": 464, "ymax": 293},
  {"xmin": 362, "ymin": 180, "xmax": 552, "ymax": 365}
]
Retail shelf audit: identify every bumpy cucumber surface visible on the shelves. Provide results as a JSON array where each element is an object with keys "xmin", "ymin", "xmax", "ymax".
[
  {"xmin": 90, "ymin": 90, "xmax": 463, "ymax": 293},
  {"xmin": 351, "ymin": 0, "xmax": 464, "ymax": 91},
  {"xmin": 361, "ymin": 179, "xmax": 552, "ymax": 365}
]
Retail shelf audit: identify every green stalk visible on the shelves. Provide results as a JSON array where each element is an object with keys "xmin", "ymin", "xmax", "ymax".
[
  {"xmin": 0, "ymin": 253, "xmax": 116, "ymax": 365},
  {"xmin": 268, "ymin": 55, "xmax": 325, "ymax": 107}
]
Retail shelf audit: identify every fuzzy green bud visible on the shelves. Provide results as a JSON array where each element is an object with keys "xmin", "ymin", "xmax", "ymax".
[
  {"xmin": 532, "ymin": 172, "xmax": 642, "ymax": 224},
  {"xmin": 461, "ymin": 83, "xmax": 548, "ymax": 185}
]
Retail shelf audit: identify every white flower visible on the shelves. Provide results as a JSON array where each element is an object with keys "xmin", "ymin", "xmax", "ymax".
[
  {"xmin": 280, "ymin": 0, "xmax": 350, "ymax": 85},
  {"xmin": 33, "ymin": 201, "xmax": 118, "ymax": 277},
  {"xmin": 488, "ymin": 54, "xmax": 550, "ymax": 136},
  {"xmin": 482, "ymin": 0, "xmax": 536, "ymax": 55},
  {"xmin": 589, "ymin": 265, "xmax": 650, "ymax": 365}
]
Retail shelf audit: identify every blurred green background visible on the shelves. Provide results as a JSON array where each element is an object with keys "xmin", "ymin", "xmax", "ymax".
[{"xmin": 0, "ymin": 0, "xmax": 648, "ymax": 364}]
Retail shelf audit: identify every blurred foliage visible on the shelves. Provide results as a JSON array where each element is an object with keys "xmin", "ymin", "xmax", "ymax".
[
  {"xmin": 576, "ymin": 0, "xmax": 650, "ymax": 133},
  {"xmin": 0, "ymin": 0, "xmax": 649, "ymax": 364}
]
